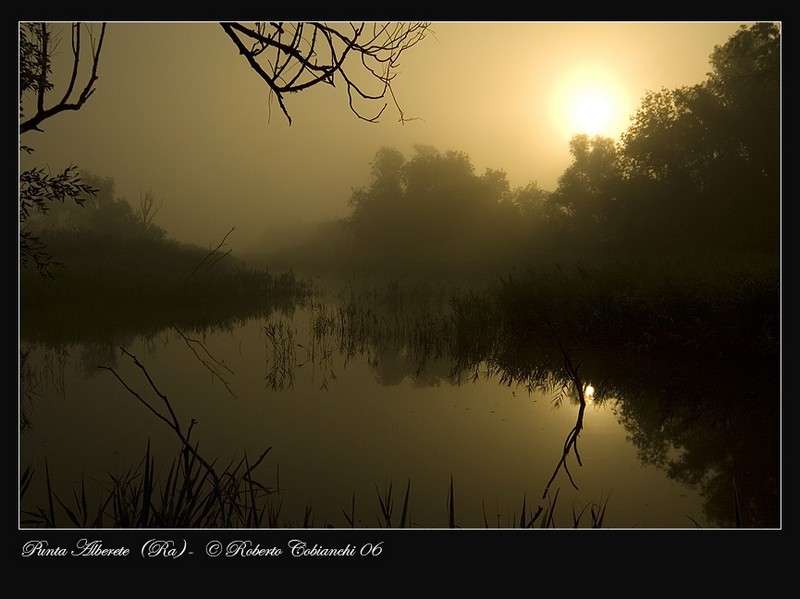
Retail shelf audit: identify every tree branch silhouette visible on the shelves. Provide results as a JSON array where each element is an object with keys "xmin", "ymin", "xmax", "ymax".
[
  {"xmin": 219, "ymin": 22, "xmax": 430, "ymax": 125},
  {"xmin": 542, "ymin": 318, "xmax": 587, "ymax": 499},
  {"xmin": 20, "ymin": 22, "xmax": 106, "ymax": 135}
]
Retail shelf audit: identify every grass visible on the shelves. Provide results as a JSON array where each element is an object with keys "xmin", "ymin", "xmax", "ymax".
[{"xmin": 20, "ymin": 456, "xmax": 611, "ymax": 529}]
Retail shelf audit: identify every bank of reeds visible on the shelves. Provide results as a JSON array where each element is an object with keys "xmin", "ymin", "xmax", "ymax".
[{"xmin": 450, "ymin": 257, "xmax": 779, "ymax": 361}]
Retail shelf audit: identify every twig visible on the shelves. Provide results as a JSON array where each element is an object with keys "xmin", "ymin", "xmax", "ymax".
[
  {"xmin": 98, "ymin": 348, "xmax": 221, "ymax": 486},
  {"xmin": 182, "ymin": 226, "xmax": 235, "ymax": 286},
  {"xmin": 542, "ymin": 317, "xmax": 587, "ymax": 499},
  {"xmin": 174, "ymin": 327, "xmax": 237, "ymax": 397}
]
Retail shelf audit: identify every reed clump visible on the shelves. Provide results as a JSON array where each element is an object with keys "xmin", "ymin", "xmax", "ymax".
[{"xmin": 450, "ymin": 257, "xmax": 778, "ymax": 361}]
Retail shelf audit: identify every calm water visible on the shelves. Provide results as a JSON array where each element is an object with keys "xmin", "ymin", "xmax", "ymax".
[{"xmin": 19, "ymin": 278, "xmax": 780, "ymax": 529}]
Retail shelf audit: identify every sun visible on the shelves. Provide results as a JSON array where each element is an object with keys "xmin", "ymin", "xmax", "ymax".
[
  {"xmin": 572, "ymin": 93, "xmax": 612, "ymax": 135},
  {"xmin": 550, "ymin": 65, "xmax": 630, "ymax": 140}
]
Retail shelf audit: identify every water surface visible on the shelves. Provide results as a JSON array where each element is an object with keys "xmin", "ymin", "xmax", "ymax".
[{"xmin": 19, "ymin": 279, "xmax": 779, "ymax": 529}]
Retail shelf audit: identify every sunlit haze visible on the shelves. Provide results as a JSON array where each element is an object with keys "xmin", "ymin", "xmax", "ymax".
[{"xmin": 19, "ymin": 21, "xmax": 748, "ymax": 253}]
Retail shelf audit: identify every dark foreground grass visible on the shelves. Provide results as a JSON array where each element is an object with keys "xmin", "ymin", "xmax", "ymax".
[{"xmin": 20, "ymin": 451, "xmax": 611, "ymax": 529}]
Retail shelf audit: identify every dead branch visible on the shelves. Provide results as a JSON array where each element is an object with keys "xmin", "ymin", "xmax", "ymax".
[
  {"xmin": 98, "ymin": 348, "xmax": 221, "ymax": 485},
  {"xmin": 542, "ymin": 320, "xmax": 588, "ymax": 499},
  {"xmin": 219, "ymin": 21, "xmax": 429, "ymax": 125},
  {"xmin": 182, "ymin": 226, "xmax": 236, "ymax": 285},
  {"xmin": 174, "ymin": 327, "xmax": 237, "ymax": 397}
]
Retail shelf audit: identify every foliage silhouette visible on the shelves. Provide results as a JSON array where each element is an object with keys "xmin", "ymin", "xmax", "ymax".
[{"xmin": 256, "ymin": 23, "xmax": 780, "ymax": 275}]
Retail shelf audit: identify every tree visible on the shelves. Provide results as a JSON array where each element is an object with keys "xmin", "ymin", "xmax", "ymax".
[
  {"xmin": 24, "ymin": 171, "xmax": 168, "ymax": 258},
  {"xmin": 19, "ymin": 166, "xmax": 97, "ymax": 277},
  {"xmin": 706, "ymin": 22, "xmax": 780, "ymax": 186},
  {"xmin": 19, "ymin": 22, "xmax": 106, "ymax": 276},
  {"xmin": 512, "ymin": 181, "xmax": 550, "ymax": 222},
  {"xmin": 347, "ymin": 146, "xmax": 406, "ymax": 245},
  {"xmin": 19, "ymin": 21, "xmax": 430, "ymax": 275},
  {"xmin": 219, "ymin": 22, "xmax": 430, "ymax": 124},
  {"xmin": 346, "ymin": 146, "xmax": 523, "ymax": 268},
  {"xmin": 546, "ymin": 134, "xmax": 622, "ymax": 253},
  {"xmin": 138, "ymin": 189, "xmax": 164, "ymax": 228},
  {"xmin": 19, "ymin": 22, "xmax": 106, "ymax": 135},
  {"xmin": 617, "ymin": 23, "xmax": 780, "ymax": 253}
]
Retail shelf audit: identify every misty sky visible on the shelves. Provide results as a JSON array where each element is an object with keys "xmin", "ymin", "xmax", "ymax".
[{"xmin": 20, "ymin": 21, "xmax": 749, "ymax": 254}]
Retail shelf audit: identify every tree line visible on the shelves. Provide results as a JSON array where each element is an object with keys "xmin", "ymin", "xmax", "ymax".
[
  {"xmin": 336, "ymin": 23, "xmax": 779, "ymax": 273},
  {"xmin": 19, "ymin": 22, "xmax": 430, "ymax": 278},
  {"xmin": 20, "ymin": 23, "xmax": 780, "ymax": 278}
]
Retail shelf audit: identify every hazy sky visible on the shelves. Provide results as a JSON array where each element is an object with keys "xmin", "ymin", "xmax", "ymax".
[{"xmin": 20, "ymin": 21, "xmax": 751, "ymax": 253}]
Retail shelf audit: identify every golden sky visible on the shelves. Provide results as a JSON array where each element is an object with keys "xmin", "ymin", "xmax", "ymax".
[{"xmin": 20, "ymin": 21, "xmax": 752, "ymax": 252}]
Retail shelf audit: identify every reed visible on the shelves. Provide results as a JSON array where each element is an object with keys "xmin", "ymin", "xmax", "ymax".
[
  {"xmin": 21, "ymin": 457, "xmax": 616, "ymax": 528},
  {"xmin": 264, "ymin": 319, "xmax": 297, "ymax": 390},
  {"xmin": 450, "ymin": 258, "xmax": 779, "ymax": 361},
  {"xmin": 375, "ymin": 479, "xmax": 412, "ymax": 528}
]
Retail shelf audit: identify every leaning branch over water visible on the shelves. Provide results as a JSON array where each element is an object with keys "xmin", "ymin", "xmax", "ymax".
[
  {"xmin": 99, "ymin": 348, "xmax": 271, "ymax": 488},
  {"xmin": 542, "ymin": 319, "xmax": 587, "ymax": 498}
]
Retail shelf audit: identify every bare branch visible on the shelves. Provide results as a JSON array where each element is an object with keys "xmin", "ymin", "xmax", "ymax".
[
  {"xmin": 174, "ymin": 327, "xmax": 237, "ymax": 397},
  {"xmin": 219, "ymin": 22, "xmax": 429, "ymax": 125},
  {"xmin": 542, "ymin": 321, "xmax": 588, "ymax": 499},
  {"xmin": 138, "ymin": 189, "xmax": 163, "ymax": 227},
  {"xmin": 182, "ymin": 226, "xmax": 236, "ymax": 285},
  {"xmin": 99, "ymin": 348, "xmax": 222, "ymax": 486}
]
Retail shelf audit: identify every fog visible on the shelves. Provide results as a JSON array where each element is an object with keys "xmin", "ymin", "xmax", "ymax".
[{"xmin": 20, "ymin": 21, "xmax": 746, "ymax": 254}]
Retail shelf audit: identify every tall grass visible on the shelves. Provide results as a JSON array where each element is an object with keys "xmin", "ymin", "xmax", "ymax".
[
  {"xmin": 20, "ymin": 460, "xmax": 611, "ymax": 529},
  {"xmin": 450, "ymin": 257, "xmax": 779, "ymax": 361}
]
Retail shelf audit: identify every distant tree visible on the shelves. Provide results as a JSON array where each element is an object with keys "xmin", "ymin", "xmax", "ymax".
[
  {"xmin": 507, "ymin": 181, "xmax": 553, "ymax": 255},
  {"xmin": 138, "ymin": 189, "xmax": 164, "ymax": 228},
  {"xmin": 512, "ymin": 181, "xmax": 550, "ymax": 223},
  {"xmin": 220, "ymin": 22, "xmax": 430, "ymax": 125},
  {"xmin": 27, "ymin": 172, "xmax": 168, "ymax": 241},
  {"xmin": 19, "ymin": 21, "xmax": 430, "ymax": 276},
  {"xmin": 347, "ymin": 146, "xmax": 522, "ymax": 267},
  {"xmin": 546, "ymin": 134, "xmax": 622, "ymax": 253},
  {"xmin": 347, "ymin": 146, "xmax": 406, "ymax": 240}
]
